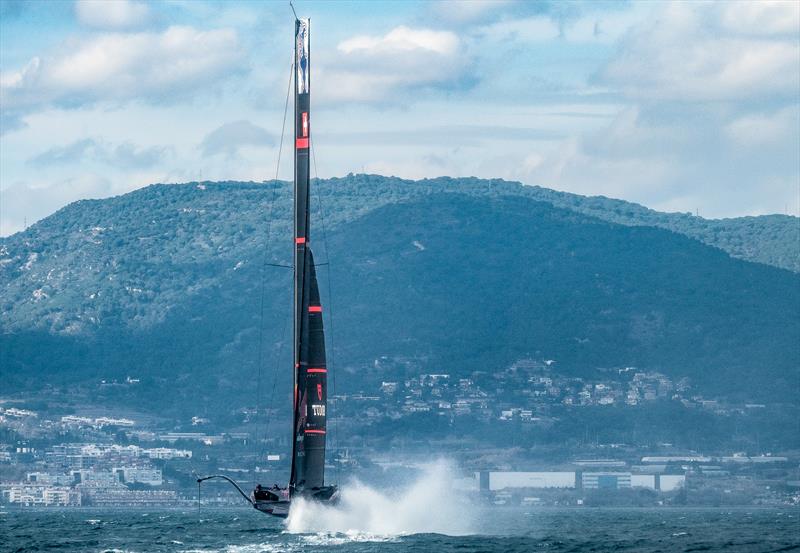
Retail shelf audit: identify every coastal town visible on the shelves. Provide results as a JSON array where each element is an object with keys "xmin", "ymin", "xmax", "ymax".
[{"xmin": 2, "ymin": 358, "xmax": 798, "ymax": 508}]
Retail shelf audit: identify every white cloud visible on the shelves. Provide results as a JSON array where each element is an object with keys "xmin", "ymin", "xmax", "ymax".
[
  {"xmin": 600, "ymin": 2, "xmax": 800, "ymax": 102},
  {"xmin": 338, "ymin": 26, "xmax": 459, "ymax": 56},
  {"xmin": 720, "ymin": 0, "xmax": 800, "ymax": 36},
  {"xmin": 519, "ymin": 114, "xmax": 678, "ymax": 202},
  {"xmin": 474, "ymin": 4, "xmax": 652, "ymax": 46},
  {"xmin": 0, "ymin": 174, "xmax": 113, "ymax": 236},
  {"xmin": 476, "ymin": 16, "xmax": 559, "ymax": 43},
  {"xmin": 1, "ymin": 25, "xmax": 247, "ymax": 131},
  {"xmin": 2, "ymin": 0, "xmax": 798, "ymax": 233},
  {"xmin": 428, "ymin": 0, "xmax": 514, "ymax": 26},
  {"xmin": 562, "ymin": 6, "xmax": 656, "ymax": 44},
  {"xmin": 520, "ymin": 0, "xmax": 800, "ymax": 217},
  {"xmin": 29, "ymin": 137, "xmax": 171, "ymax": 168},
  {"xmin": 200, "ymin": 120, "xmax": 274, "ymax": 158},
  {"xmin": 28, "ymin": 138, "xmax": 97, "ymax": 165},
  {"xmin": 75, "ymin": 0, "xmax": 152, "ymax": 30},
  {"xmin": 517, "ymin": 102, "xmax": 800, "ymax": 218},
  {"xmin": 318, "ymin": 26, "xmax": 471, "ymax": 103},
  {"xmin": 725, "ymin": 106, "xmax": 800, "ymax": 147}
]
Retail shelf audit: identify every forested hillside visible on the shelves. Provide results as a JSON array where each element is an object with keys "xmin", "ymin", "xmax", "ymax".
[{"xmin": 1, "ymin": 177, "xmax": 798, "ymax": 413}]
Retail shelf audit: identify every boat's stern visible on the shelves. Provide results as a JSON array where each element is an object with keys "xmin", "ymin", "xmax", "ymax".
[
  {"xmin": 250, "ymin": 483, "xmax": 339, "ymax": 518},
  {"xmin": 253, "ymin": 498, "xmax": 291, "ymax": 518},
  {"xmin": 252, "ymin": 485, "xmax": 291, "ymax": 518}
]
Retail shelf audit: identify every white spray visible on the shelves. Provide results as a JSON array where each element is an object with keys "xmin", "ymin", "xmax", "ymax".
[{"xmin": 285, "ymin": 459, "xmax": 476, "ymax": 536}]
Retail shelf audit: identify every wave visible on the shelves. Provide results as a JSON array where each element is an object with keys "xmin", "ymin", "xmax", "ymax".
[{"xmin": 285, "ymin": 459, "xmax": 475, "ymax": 536}]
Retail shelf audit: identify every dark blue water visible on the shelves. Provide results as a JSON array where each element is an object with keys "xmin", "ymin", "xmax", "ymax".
[{"xmin": 1, "ymin": 508, "xmax": 798, "ymax": 553}]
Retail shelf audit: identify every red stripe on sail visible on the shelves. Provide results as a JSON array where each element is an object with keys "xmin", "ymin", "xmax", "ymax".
[
  {"xmin": 296, "ymin": 137, "xmax": 309, "ymax": 149},
  {"xmin": 307, "ymin": 368, "xmax": 327, "ymax": 373},
  {"xmin": 305, "ymin": 429, "xmax": 326, "ymax": 434},
  {"xmin": 295, "ymin": 237, "xmax": 306, "ymax": 244},
  {"xmin": 308, "ymin": 305, "xmax": 322, "ymax": 313}
]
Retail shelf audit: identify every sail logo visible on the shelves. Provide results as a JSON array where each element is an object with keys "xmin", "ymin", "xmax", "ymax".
[
  {"xmin": 296, "ymin": 19, "xmax": 310, "ymax": 94},
  {"xmin": 311, "ymin": 404, "xmax": 325, "ymax": 416},
  {"xmin": 302, "ymin": 112, "xmax": 308, "ymax": 137},
  {"xmin": 316, "ymin": 383, "xmax": 323, "ymax": 401}
]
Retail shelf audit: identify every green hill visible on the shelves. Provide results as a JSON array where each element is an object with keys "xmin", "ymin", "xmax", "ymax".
[{"xmin": 1, "ymin": 177, "xmax": 798, "ymax": 414}]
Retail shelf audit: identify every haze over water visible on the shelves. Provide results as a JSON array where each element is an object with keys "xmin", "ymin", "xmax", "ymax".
[{"xmin": 0, "ymin": 464, "xmax": 796, "ymax": 553}]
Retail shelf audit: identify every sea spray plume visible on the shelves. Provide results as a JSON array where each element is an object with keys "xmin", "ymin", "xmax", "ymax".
[{"xmin": 285, "ymin": 459, "xmax": 475, "ymax": 535}]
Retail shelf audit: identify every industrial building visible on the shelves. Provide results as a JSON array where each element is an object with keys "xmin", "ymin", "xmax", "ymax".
[
  {"xmin": 466, "ymin": 471, "xmax": 686, "ymax": 492},
  {"xmin": 485, "ymin": 471, "xmax": 576, "ymax": 490}
]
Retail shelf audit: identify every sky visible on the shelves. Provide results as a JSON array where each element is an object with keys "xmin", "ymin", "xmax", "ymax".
[{"xmin": 1, "ymin": 0, "xmax": 798, "ymax": 236}]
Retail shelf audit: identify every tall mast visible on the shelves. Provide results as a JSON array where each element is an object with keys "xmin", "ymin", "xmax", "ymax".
[
  {"xmin": 289, "ymin": 16, "xmax": 328, "ymax": 494},
  {"xmin": 290, "ymin": 15, "xmax": 308, "ymax": 493},
  {"xmin": 293, "ymin": 16, "xmax": 311, "ymax": 366}
]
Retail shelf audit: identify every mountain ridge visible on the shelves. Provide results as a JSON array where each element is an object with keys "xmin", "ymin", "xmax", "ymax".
[
  {"xmin": 2, "ymin": 176, "xmax": 797, "ymax": 335},
  {"xmin": 1, "ymin": 176, "xmax": 798, "ymax": 412}
]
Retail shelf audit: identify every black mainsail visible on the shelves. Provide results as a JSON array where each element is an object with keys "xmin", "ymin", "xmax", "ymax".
[{"xmin": 289, "ymin": 16, "xmax": 328, "ymax": 494}]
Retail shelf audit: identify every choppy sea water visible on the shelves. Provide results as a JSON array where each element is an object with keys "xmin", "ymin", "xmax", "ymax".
[{"xmin": 1, "ymin": 507, "xmax": 798, "ymax": 553}]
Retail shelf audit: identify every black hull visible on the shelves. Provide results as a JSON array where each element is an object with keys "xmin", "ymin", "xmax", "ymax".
[
  {"xmin": 252, "ymin": 485, "xmax": 339, "ymax": 519},
  {"xmin": 253, "ymin": 499, "xmax": 291, "ymax": 518}
]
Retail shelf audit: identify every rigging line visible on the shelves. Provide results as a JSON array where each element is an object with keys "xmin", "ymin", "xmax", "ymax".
[
  {"xmin": 253, "ymin": 56, "xmax": 294, "ymax": 486},
  {"xmin": 310, "ymin": 135, "xmax": 339, "ymax": 486},
  {"xmin": 274, "ymin": 60, "xmax": 294, "ymax": 185}
]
